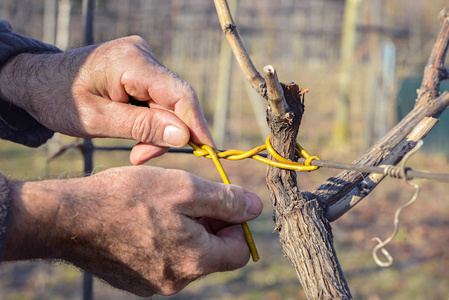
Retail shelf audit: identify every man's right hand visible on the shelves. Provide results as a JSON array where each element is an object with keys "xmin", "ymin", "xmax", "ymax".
[{"xmin": 3, "ymin": 166, "xmax": 263, "ymax": 297}]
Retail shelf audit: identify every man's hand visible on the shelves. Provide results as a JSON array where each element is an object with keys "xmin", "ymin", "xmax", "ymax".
[
  {"xmin": 0, "ymin": 36, "xmax": 214, "ymax": 164},
  {"xmin": 4, "ymin": 166, "xmax": 263, "ymax": 297}
]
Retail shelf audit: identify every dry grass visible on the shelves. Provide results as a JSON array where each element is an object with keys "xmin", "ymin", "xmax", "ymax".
[{"xmin": 0, "ymin": 134, "xmax": 447, "ymax": 299}]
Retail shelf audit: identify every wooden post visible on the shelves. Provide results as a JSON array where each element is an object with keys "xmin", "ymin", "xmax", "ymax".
[
  {"xmin": 1, "ymin": 0, "xmax": 16, "ymax": 21},
  {"xmin": 81, "ymin": 0, "xmax": 95, "ymax": 299},
  {"xmin": 55, "ymin": 0, "xmax": 72, "ymax": 51},
  {"xmin": 333, "ymin": 0, "xmax": 362, "ymax": 144},
  {"xmin": 43, "ymin": 0, "xmax": 56, "ymax": 44},
  {"xmin": 213, "ymin": 0, "xmax": 239, "ymax": 148}
]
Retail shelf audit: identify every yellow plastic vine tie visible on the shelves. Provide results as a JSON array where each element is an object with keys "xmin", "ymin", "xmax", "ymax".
[
  {"xmin": 189, "ymin": 141, "xmax": 260, "ymax": 262},
  {"xmin": 190, "ymin": 136, "xmax": 319, "ymax": 172},
  {"xmin": 188, "ymin": 136, "xmax": 320, "ymax": 262},
  {"xmin": 265, "ymin": 136, "xmax": 320, "ymax": 171}
]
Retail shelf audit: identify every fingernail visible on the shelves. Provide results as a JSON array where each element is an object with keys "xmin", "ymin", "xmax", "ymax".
[
  {"xmin": 163, "ymin": 125, "xmax": 185, "ymax": 147},
  {"xmin": 244, "ymin": 191, "xmax": 263, "ymax": 216}
]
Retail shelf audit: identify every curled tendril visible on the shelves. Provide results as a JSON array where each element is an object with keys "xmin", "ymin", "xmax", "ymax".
[{"xmin": 372, "ymin": 140, "xmax": 423, "ymax": 267}]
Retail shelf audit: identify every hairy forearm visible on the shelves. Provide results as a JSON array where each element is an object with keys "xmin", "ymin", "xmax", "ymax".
[
  {"xmin": 3, "ymin": 179, "xmax": 71, "ymax": 261},
  {"xmin": 0, "ymin": 53, "xmax": 55, "ymax": 109},
  {"xmin": 3, "ymin": 174, "xmax": 115, "ymax": 262},
  {"xmin": 0, "ymin": 52, "xmax": 82, "ymax": 128}
]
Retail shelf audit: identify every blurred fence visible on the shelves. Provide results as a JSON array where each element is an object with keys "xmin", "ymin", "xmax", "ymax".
[
  {"xmin": 1, "ymin": 0, "xmax": 449, "ymax": 298},
  {"xmin": 2, "ymin": 0, "xmax": 448, "ymax": 153}
]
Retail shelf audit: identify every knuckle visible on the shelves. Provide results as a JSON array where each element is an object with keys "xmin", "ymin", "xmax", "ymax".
[
  {"xmin": 127, "ymin": 35, "xmax": 146, "ymax": 44},
  {"xmin": 170, "ymin": 79, "xmax": 197, "ymax": 103},
  {"xmin": 158, "ymin": 169, "xmax": 197, "ymax": 209},
  {"xmin": 121, "ymin": 43, "xmax": 142, "ymax": 58},
  {"xmin": 131, "ymin": 112, "xmax": 156, "ymax": 143},
  {"xmin": 183, "ymin": 83, "xmax": 197, "ymax": 98},
  {"xmin": 172, "ymin": 169, "xmax": 197, "ymax": 199},
  {"xmin": 114, "ymin": 35, "xmax": 146, "ymax": 47},
  {"xmin": 222, "ymin": 185, "xmax": 242, "ymax": 218},
  {"xmin": 181, "ymin": 173, "xmax": 197, "ymax": 199},
  {"xmin": 180, "ymin": 83, "xmax": 199, "ymax": 105},
  {"xmin": 111, "ymin": 37, "xmax": 147, "ymax": 59}
]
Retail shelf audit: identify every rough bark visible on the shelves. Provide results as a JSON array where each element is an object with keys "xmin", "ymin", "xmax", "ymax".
[{"xmin": 266, "ymin": 84, "xmax": 352, "ymax": 299}]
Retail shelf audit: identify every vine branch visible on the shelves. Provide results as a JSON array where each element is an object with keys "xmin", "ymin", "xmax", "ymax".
[
  {"xmin": 326, "ymin": 117, "xmax": 439, "ymax": 221},
  {"xmin": 419, "ymin": 8, "xmax": 449, "ymax": 100},
  {"xmin": 263, "ymin": 65, "xmax": 288, "ymax": 115},
  {"xmin": 213, "ymin": 0, "xmax": 266, "ymax": 97},
  {"xmin": 314, "ymin": 9, "xmax": 449, "ymax": 219}
]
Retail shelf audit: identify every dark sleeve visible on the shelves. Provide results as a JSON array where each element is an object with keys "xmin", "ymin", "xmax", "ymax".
[
  {"xmin": 0, "ymin": 20, "xmax": 62, "ymax": 147},
  {"xmin": 0, "ymin": 173, "xmax": 10, "ymax": 261}
]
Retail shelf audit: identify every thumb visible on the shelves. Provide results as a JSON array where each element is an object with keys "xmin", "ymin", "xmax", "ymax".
[{"xmin": 98, "ymin": 101, "xmax": 190, "ymax": 147}]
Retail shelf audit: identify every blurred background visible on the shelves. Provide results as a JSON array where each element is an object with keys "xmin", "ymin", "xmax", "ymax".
[{"xmin": 0, "ymin": 0, "xmax": 448, "ymax": 299}]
